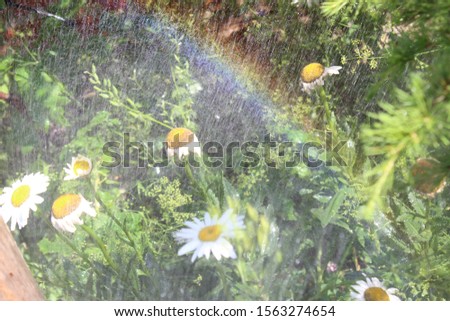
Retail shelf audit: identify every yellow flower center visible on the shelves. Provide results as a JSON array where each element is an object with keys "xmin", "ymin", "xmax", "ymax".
[
  {"xmin": 198, "ymin": 224, "xmax": 223, "ymax": 242},
  {"xmin": 300, "ymin": 63, "xmax": 325, "ymax": 83},
  {"xmin": 11, "ymin": 185, "xmax": 31, "ymax": 208},
  {"xmin": 166, "ymin": 128, "xmax": 195, "ymax": 149},
  {"xmin": 73, "ymin": 159, "xmax": 91, "ymax": 175},
  {"xmin": 364, "ymin": 287, "xmax": 390, "ymax": 301},
  {"xmin": 52, "ymin": 194, "xmax": 82, "ymax": 219}
]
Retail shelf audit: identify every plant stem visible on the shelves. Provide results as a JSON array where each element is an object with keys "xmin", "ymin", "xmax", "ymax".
[
  {"xmin": 319, "ymin": 87, "xmax": 336, "ymax": 134},
  {"xmin": 384, "ymin": 208, "xmax": 414, "ymax": 247},
  {"xmin": 337, "ymin": 234, "xmax": 355, "ymax": 271},
  {"xmin": 86, "ymin": 68, "xmax": 173, "ymax": 130},
  {"xmin": 215, "ymin": 262, "xmax": 232, "ymax": 300},
  {"xmin": 184, "ymin": 162, "xmax": 209, "ymax": 203},
  {"xmin": 352, "ymin": 246, "xmax": 361, "ymax": 271},
  {"xmin": 50, "ymin": 223, "xmax": 141, "ymax": 299},
  {"xmin": 124, "ymin": 104, "xmax": 174, "ymax": 130},
  {"xmin": 316, "ymin": 229, "xmax": 325, "ymax": 288},
  {"xmin": 54, "ymin": 229, "xmax": 102, "ymax": 275},
  {"xmin": 79, "ymin": 222, "xmax": 141, "ymax": 299},
  {"xmin": 88, "ymin": 179, "xmax": 146, "ymax": 267},
  {"xmin": 80, "ymin": 224, "xmax": 119, "ymax": 272}
]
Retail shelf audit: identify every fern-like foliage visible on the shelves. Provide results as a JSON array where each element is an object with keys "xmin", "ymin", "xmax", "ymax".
[{"xmin": 361, "ymin": 72, "xmax": 450, "ymax": 218}]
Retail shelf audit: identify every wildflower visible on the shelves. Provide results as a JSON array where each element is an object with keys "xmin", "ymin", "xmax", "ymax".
[
  {"xmin": 165, "ymin": 128, "xmax": 201, "ymax": 159},
  {"xmin": 300, "ymin": 62, "xmax": 342, "ymax": 93},
  {"xmin": 326, "ymin": 261, "xmax": 337, "ymax": 273},
  {"xmin": 64, "ymin": 155, "xmax": 92, "ymax": 180},
  {"xmin": 0, "ymin": 173, "xmax": 49, "ymax": 230},
  {"xmin": 51, "ymin": 194, "xmax": 96, "ymax": 233},
  {"xmin": 174, "ymin": 209, "xmax": 244, "ymax": 262},
  {"xmin": 350, "ymin": 276, "xmax": 400, "ymax": 301}
]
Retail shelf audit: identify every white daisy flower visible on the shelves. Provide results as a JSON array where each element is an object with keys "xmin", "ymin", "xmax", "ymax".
[
  {"xmin": 51, "ymin": 194, "xmax": 96, "ymax": 233},
  {"xmin": 300, "ymin": 62, "xmax": 342, "ymax": 94},
  {"xmin": 0, "ymin": 172, "xmax": 49, "ymax": 231},
  {"xmin": 63, "ymin": 155, "xmax": 93, "ymax": 180},
  {"xmin": 166, "ymin": 127, "xmax": 201, "ymax": 159},
  {"xmin": 350, "ymin": 276, "xmax": 401, "ymax": 301},
  {"xmin": 174, "ymin": 209, "xmax": 244, "ymax": 262}
]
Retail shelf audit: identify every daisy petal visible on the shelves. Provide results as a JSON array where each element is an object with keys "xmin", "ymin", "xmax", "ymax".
[
  {"xmin": 174, "ymin": 209, "xmax": 245, "ymax": 263},
  {"xmin": 0, "ymin": 172, "xmax": 49, "ymax": 230},
  {"xmin": 178, "ymin": 240, "xmax": 200, "ymax": 256}
]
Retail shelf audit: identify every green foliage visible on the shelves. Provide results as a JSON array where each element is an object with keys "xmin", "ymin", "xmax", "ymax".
[
  {"xmin": 321, "ymin": 0, "xmax": 354, "ymax": 17},
  {"xmin": 136, "ymin": 176, "xmax": 194, "ymax": 226},
  {"xmin": 86, "ymin": 64, "xmax": 173, "ymax": 130},
  {"xmin": 360, "ymin": 72, "xmax": 450, "ymax": 218},
  {"xmin": 1, "ymin": 0, "xmax": 449, "ymax": 302},
  {"xmin": 160, "ymin": 53, "xmax": 201, "ymax": 131}
]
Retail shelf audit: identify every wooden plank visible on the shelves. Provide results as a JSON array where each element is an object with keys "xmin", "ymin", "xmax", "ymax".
[{"xmin": 0, "ymin": 218, "xmax": 44, "ymax": 300}]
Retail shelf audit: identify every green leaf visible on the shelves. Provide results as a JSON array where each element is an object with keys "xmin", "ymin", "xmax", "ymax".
[
  {"xmin": 0, "ymin": 84, "xmax": 9, "ymax": 95},
  {"xmin": 38, "ymin": 237, "xmax": 72, "ymax": 256},
  {"xmin": 14, "ymin": 67, "xmax": 30, "ymax": 92},
  {"xmin": 0, "ymin": 56, "xmax": 13, "ymax": 72},
  {"xmin": 313, "ymin": 188, "xmax": 347, "ymax": 228},
  {"xmin": 321, "ymin": 0, "xmax": 351, "ymax": 17}
]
